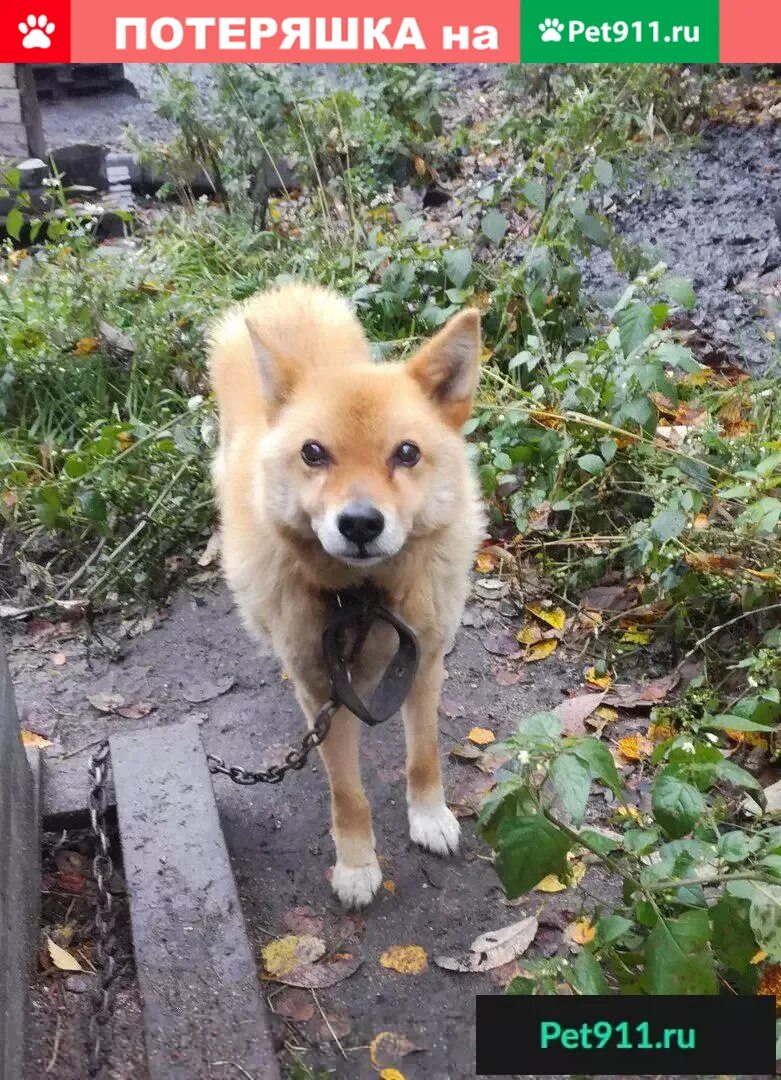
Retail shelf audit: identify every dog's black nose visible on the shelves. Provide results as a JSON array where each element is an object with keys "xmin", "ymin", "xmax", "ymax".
[{"xmin": 338, "ymin": 503, "xmax": 385, "ymax": 546}]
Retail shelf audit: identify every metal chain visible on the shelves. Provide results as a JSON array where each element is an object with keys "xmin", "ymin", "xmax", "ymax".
[
  {"xmin": 87, "ymin": 739, "xmax": 118, "ymax": 1079},
  {"xmin": 206, "ymin": 698, "xmax": 337, "ymax": 785}
]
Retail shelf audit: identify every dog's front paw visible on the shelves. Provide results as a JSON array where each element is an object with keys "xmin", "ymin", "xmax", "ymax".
[
  {"xmin": 331, "ymin": 856, "xmax": 382, "ymax": 909},
  {"xmin": 408, "ymin": 802, "xmax": 460, "ymax": 855}
]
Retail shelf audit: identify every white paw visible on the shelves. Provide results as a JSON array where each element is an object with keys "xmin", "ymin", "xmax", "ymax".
[
  {"xmin": 331, "ymin": 856, "xmax": 382, "ymax": 909},
  {"xmin": 408, "ymin": 802, "xmax": 461, "ymax": 855}
]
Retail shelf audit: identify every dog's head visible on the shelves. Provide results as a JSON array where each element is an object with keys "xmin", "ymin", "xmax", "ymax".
[{"xmin": 248, "ymin": 308, "xmax": 481, "ymax": 567}]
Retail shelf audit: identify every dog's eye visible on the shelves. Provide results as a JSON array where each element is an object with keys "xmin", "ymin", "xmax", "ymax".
[
  {"xmin": 392, "ymin": 441, "xmax": 421, "ymax": 468},
  {"xmin": 301, "ymin": 441, "xmax": 329, "ymax": 467}
]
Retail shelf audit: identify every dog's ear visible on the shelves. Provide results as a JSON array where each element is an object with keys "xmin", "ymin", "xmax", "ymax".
[
  {"xmin": 245, "ymin": 316, "xmax": 297, "ymax": 414},
  {"xmin": 407, "ymin": 309, "xmax": 481, "ymax": 429}
]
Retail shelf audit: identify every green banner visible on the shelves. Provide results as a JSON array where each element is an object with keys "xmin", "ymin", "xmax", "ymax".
[{"xmin": 521, "ymin": 0, "xmax": 719, "ymax": 62}]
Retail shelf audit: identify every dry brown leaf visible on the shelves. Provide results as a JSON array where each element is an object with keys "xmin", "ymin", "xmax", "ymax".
[
  {"xmin": 685, "ymin": 551, "xmax": 740, "ymax": 575},
  {"xmin": 273, "ymin": 987, "xmax": 315, "ymax": 1022},
  {"xmin": 524, "ymin": 639, "xmax": 558, "ymax": 663},
  {"xmin": 47, "ymin": 937, "xmax": 83, "ymax": 972},
  {"xmin": 87, "ymin": 692, "xmax": 126, "ymax": 714},
  {"xmin": 565, "ymin": 918, "xmax": 596, "ymax": 946},
  {"xmin": 468, "ymin": 726, "xmax": 495, "ymax": 746},
  {"xmin": 21, "ymin": 729, "xmax": 52, "ymax": 748},
  {"xmin": 553, "ymin": 692, "xmax": 606, "ymax": 736},
  {"xmin": 758, "ymin": 964, "xmax": 781, "ymax": 1009},
  {"xmin": 379, "ymin": 945, "xmax": 428, "ymax": 975},
  {"xmin": 277, "ymin": 951, "xmax": 363, "ymax": 988},
  {"xmin": 435, "ymin": 915, "xmax": 538, "ymax": 973},
  {"xmin": 383, "ymin": 880, "xmax": 397, "ymax": 896},
  {"xmin": 262, "ymin": 935, "xmax": 325, "ymax": 978},
  {"xmin": 605, "ymin": 671, "xmax": 680, "ymax": 709}
]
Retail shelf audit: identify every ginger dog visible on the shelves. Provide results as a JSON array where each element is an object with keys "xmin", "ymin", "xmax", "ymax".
[{"xmin": 208, "ymin": 283, "xmax": 485, "ymax": 908}]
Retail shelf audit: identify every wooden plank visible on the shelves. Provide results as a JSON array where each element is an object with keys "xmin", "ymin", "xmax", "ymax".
[
  {"xmin": 0, "ymin": 636, "xmax": 40, "ymax": 1080},
  {"xmin": 110, "ymin": 721, "xmax": 280, "ymax": 1080}
]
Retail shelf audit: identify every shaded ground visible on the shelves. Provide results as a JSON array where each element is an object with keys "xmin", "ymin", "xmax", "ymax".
[{"xmin": 587, "ymin": 121, "xmax": 781, "ymax": 373}]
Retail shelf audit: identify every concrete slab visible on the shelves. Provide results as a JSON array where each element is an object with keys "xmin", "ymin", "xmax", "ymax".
[
  {"xmin": 110, "ymin": 720, "xmax": 279, "ymax": 1080},
  {"xmin": 40, "ymin": 750, "xmax": 116, "ymax": 832}
]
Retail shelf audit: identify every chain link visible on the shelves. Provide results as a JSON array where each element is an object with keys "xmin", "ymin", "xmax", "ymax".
[
  {"xmin": 206, "ymin": 698, "xmax": 337, "ymax": 784},
  {"xmin": 87, "ymin": 740, "xmax": 118, "ymax": 1079}
]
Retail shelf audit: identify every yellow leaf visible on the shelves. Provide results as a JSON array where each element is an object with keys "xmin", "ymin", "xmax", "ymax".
[
  {"xmin": 565, "ymin": 918, "xmax": 596, "ymax": 946},
  {"xmin": 383, "ymin": 879, "xmax": 397, "ymax": 895},
  {"xmin": 570, "ymin": 860, "xmax": 586, "ymax": 886},
  {"xmin": 516, "ymin": 624, "xmax": 542, "ymax": 646},
  {"xmin": 380, "ymin": 1071, "xmax": 406, "ymax": 1080},
  {"xmin": 73, "ymin": 337, "xmax": 99, "ymax": 355},
  {"xmin": 262, "ymin": 935, "xmax": 325, "ymax": 978},
  {"xmin": 595, "ymin": 706, "xmax": 618, "ymax": 723},
  {"xmin": 379, "ymin": 945, "xmax": 428, "ymax": 975},
  {"xmin": 475, "ymin": 551, "xmax": 497, "ymax": 574},
  {"xmin": 370, "ymin": 1030, "xmax": 419, "ymax": 1069},
  {"xmin": 648, "ymin": 721, "xmax": 674, "ymax": 743},
  {"xmin": 617, "ymin": 735, "xmax": 654, "ymax": 762},
  {"xmin": 585, "ymin": 667, "xmax": 611, "ymax": 690},
  {"xmin": 524, "ymin": 639, "xmax": 558, "ymax": 663},
  {"xmin": 693, "ymin": 513, "xmax": 709, "ymax": 530},
  {"xmin": 619, "ymin": 626, "xmax": 652, "ymax": 645},
  {"xmin": 616, "ymin": 805, "xmax": 643, "ymax": 823},
  {"xmin": 468, "ymin": 727, "xmax": 495, "ymax": 746},
  {"xmin": 47, "ymin": 937, "xmax": 83, "ymax": 972},
  {"xmin": 479, "ymin": 346, "xmax": 493, "ymax": 365},
  {"xmin": 21, "ymin": 729, "xmax": 51, "ymax": 749},
  {"xmin": 751, "ymin": 950, "xmax": 768, "ymax": 965},
  {"xmin": 413, "ymin": 156, "xmax": 427, "ymax": 176},
  {"xmin": 536, "ymin": 874, "xmax": 567, "ymax": 893},
  {"xmin": 526, "ymin": 604, "xmax": 566, "ymax": 632}
]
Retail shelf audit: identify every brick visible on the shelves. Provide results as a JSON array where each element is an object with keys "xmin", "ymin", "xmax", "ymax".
[
  {"xmin": 0, "ymin": 66, "xmax": 17, "ymax": 91},
  {"xmin": 0, "ymin": 90, "xmax": 23, "ymax": 126}
]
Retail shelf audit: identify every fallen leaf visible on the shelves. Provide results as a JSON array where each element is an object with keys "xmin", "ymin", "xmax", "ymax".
[
  {"xmin": 482, "ymin": 633, "xmax": 521, "ymax": 658},
  {"xmin": 379, "ymin": 945, "xmax": 428, "ymax": 975},
  {"xmin": 553, "ymin": 692, "xmax": 606, "ymax": 736},
  {"xmin": 383, "ymin": 880, "xmax": 397, "ymax": 895},
  {"xmin": 47, "ymin": 938, "xmax": 83, "ymax": 972},
  {"xmin": 594, "ymin": 706, "xmax": 618, "ymax": 723},
  {"xmin": 751, "ymin": 950, "xmax": 768, "ymax": 965},
  {"xmin": 21, "ymin": 729, "xmax": 52, "ymax": 749},
  {"xmin": 435, "ymin": 915, "xmax": 538, "ymax": 973},
  {"xmin": 276, "ymin": 951, "xmax": 363, "ymax": 988},
  {"xmin": 474, "ymin": 578, "xmax": 510, "ymax": 601},
  {"xmin": 585, "ymin": 667, "xmax": 612, "ymax": 690},
  {"xmin": 182, "ymin": 675, "xmax": 235, "ymax": 704},
  {"xmin": 475, "ymin": 551, "xmax": 497, "ymax": 574},
  {"xmin": 115, "ymin": 700, "xmax": 156, "ymax": 720},
  {"xmin": 468, "ymin": 726, "xmax": 495, "ymax": 746},
  {"xmin": 648, "ymin": 720, "xmax": 674, "ymax": 743},
  {"xmin": 617, "ymin": 734, "xmax": 654, "ymax": 762},
  {"xmin": 564, "ymin": 918, "xmax": 596, "ymax": 946},
  {"xmin": 524, "ymin": 639, "xmax": 558, "ymax": 663},
  {"xmin": 605, "ymin": 671, "xmax": 680, "ymax": 709},
  {"xmin": 87, "ymin": 692, "xmax": 126, "ymax": 714},
  {"xmin": 580, "ymin": 585, "xmax": 634, "ymax": 611},
  {"xmin": 449, "ymin": 742, "xmax": 483, "ymax": 762},
  {"xmin": 535, "ymin": 874, "xmax": 567, "ymax": 893},
  {"xmin": 495, "ymin": 669, "xmax": 523, "ymax": 687},
  {"xmin": 262, "ymin": 935, "xmax": 325, "ymax": 978},
  {"xmin": 369, "ymin": 1031, "xmax": 422, "ymax": 1070},
  {"xmin": 281, "ymin": 907, "xmax": 325, "ymax": 937},
  {"xmin": 526, "ymin": 604, "xmax": 566, "ymax": 632},
  {"xmin": 516, "ymin": 624, "xmax": 543, "ymax": 646},
  {"xmin": 380, "ymin": 1070, "xmax": 406, "ymax": 1080},
  {"xmin": 273, "ymin": 987, "xmax": 316, "ymax": 1022},
  {"xmin": 619, "ymin": 626, "xmax": 652, "ymax": 645}
]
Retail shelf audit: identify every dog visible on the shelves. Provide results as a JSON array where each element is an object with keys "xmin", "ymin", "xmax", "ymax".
[{"xmin": 208, "ymin": 282, "xmax": 485, "ymax": 908}]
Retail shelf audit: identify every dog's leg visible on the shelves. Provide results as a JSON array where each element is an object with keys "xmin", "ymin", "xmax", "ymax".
[
  {"xmin": 307, "ymin": 700, "xmax": 381, "ymax": 909},
  {"xmin": 403, "ymin": 652, "xmax": 460, "ymax": 856}
]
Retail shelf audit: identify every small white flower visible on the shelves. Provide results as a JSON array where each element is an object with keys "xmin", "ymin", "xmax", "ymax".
[
  {"xmin": 198, "ymin": 194, "xmax": 209, "ymax": 204},
  {"xmin": 748, "ymin": 676, "xmax": 758, "ymax": 687},
  {"xmin": 680, "ymin": 740, "xmax": 695, "ymax": 754},
  {"xmin": 516, "ymin": 749, "xmax": 530, "ymax": 765},
  {"xmin": 704, "ymin": 732, "xmax": 718, "ymax": 744}
]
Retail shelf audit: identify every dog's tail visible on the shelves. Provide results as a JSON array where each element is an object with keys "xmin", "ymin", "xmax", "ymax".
[{"xmin": 207, "ymin": 283, "xmax": 369, "ymax": 443}]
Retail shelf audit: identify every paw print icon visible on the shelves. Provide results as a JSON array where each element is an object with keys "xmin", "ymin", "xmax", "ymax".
[
  {"xmin": 539, "ymin": 17, "xmax": 565, "ymax": 43},
  {"xmin": 19, "ymin": 14, "xmax": 56, "ymax": 49}
]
